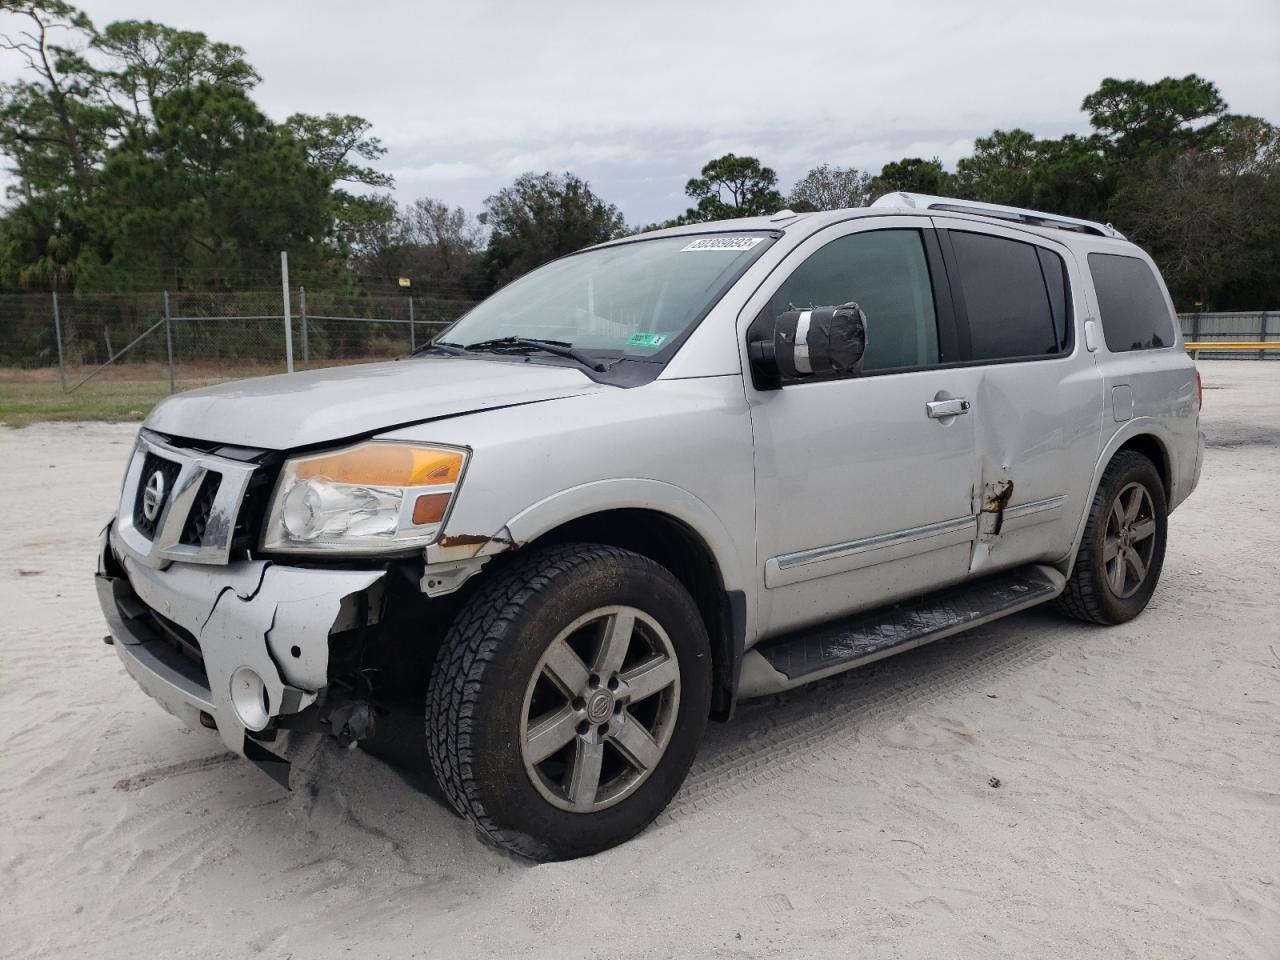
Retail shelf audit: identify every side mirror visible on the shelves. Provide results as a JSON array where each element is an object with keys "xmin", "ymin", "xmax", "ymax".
[{"xmin": 748, "ymin": 302, "xmax": 868, "ymax": 388}]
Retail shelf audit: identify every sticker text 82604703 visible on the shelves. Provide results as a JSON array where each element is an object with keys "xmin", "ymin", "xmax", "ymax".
[{"xmin": 680, "ymin": 237, "xmax": 764, "ymax": 252}]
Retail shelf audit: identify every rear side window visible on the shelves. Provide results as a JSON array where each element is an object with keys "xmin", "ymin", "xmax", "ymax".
[
  {"xmin": 949, "ymin": 231, "xmax": 1064, "ymax": 360},
  {"xmin": 1088, "ymin": 253, "xmax": 1176, "ymax": 352}
]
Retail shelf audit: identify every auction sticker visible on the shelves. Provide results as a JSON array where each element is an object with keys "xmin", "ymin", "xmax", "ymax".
[{"xmin": 680, "ymin": 236, "xmax": 764, "ymax": 252}]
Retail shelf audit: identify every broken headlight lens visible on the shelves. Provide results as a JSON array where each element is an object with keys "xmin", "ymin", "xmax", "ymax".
[{"xmin": 261, "ymin": 442, "xmax": 467, "ymax": 555}]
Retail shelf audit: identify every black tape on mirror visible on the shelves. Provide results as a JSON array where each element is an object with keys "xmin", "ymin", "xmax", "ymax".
[{"xmin": 773, "ymin": 302, "xmax": 867, "ymax": 378}]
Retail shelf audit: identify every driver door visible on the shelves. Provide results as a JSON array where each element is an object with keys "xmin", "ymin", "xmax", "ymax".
[{"xmin": 745, "ymin": 218, "xmax": 982, "ymax": 636}]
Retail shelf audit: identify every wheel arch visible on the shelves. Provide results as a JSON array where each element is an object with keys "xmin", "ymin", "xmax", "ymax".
[
  {"xmin": 1115, "ymin": 433, "xmax": 1171, "ymax": 501},
  {"xmin": 499, "ymin": 480, "xmax": 751, "ymax": 721},
  {"xmin": 1060, "ymin": 420, "xmax": 1174, "ymax": 575},
  {"xmin": 528, "ymin": 507, "xmax": 746, "ymax": 721}
]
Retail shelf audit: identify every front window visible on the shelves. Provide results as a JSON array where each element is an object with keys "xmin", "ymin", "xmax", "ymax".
[
  {"xmin": 436, "ymin": 233, "xmax": 772, "ymax": 361},
  {"xmin": 768, "ymin": 228, "xmax": 940, "ymax": 372}
]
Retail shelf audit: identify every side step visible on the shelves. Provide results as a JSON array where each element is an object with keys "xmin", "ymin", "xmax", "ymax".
[{"xmin": 739, "ymin": 564, "xmax": 1063, "ymax": 699}]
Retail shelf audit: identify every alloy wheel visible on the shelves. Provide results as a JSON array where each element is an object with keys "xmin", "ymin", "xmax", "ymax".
[
  {"xmin": 519, "ymin": 606, "xmax": 681, "ymax": 812},
  {"xmin": 1103, "ymin": 481, "xmax": 1158, "ymax": 599}
]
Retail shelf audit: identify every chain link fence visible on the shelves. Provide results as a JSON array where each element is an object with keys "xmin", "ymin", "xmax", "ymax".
[
  {"xmin": 0, "ymin": 287, "xmax": 476, "ymax": 417},
  {"xmin": 0, "ymin": 293, "xmax": 1276, "ymax": 424}
]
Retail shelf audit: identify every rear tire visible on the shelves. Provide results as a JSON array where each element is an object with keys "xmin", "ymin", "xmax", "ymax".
[
  {"xmin": 426, "ymin": 543, "xmax": 711, "ymax": 861},
  {"xmin": 1056, "ymin": 450, "xmax": 1168, "ymax": 625}
]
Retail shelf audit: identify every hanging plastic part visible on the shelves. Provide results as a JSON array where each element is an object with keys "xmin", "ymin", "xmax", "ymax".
[{"xmin": 326, "ymin": 699, "xmax": 376, "ymax": 750}]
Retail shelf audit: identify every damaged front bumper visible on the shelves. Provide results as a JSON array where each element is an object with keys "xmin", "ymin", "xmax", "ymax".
[{"xmin": 97, "ymin": 521, "xmax": 384, "ymax": 786}]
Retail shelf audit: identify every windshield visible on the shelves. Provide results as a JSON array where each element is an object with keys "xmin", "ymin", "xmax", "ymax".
[{"xmin": 437, "ymin": 233, "xmax": 772, "ymax": 359}]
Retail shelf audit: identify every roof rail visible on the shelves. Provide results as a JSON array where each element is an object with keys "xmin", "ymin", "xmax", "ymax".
[{"xmin": 869, "ymin": 192, "xmax": 1126, "ymax": 240}]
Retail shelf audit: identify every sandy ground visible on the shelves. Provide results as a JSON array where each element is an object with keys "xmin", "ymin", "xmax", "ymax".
[{"xmin": 1, "ymin": 360, "xmax": 1277, "ymax": 960}]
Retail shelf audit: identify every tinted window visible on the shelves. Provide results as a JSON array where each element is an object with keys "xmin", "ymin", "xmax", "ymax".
[
  {"xmin": 770, "ymin": 229, "xmax": 939, "ymax": 371},
  {"xmin": 950, "ymin": 231, "xmax": 1060, "ymax": 360},
  {"xmin": 1037, "ymin": 247, "xmax": 1072, "ymax": 352},
  {"xmin": 1088, "ymin": 253, "xmax": 1176, "ymax": 352}
]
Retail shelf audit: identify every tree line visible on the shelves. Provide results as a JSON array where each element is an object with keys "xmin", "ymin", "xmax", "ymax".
[{"xmin": 2, "ymin": 1, "xmax": 1276, "ymax": 312}]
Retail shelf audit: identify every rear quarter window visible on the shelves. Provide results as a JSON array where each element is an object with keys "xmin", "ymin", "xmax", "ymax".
[{"xmin": 1088, "ymin": 253, "xmax": 1177, "ymax": 352}]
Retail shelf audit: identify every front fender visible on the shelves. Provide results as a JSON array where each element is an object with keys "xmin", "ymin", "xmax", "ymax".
[{"xmin": 427, "ymin": 477, "xmax": 751, "ymax": 599}]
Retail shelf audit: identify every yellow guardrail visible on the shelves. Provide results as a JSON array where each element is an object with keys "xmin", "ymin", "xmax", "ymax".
[{"xmin": 1185, "ymin": 341, "xmax": 1280, "ymax": 354}]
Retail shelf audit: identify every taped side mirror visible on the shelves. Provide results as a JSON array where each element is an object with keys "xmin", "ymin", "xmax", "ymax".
[{"xmin": 773, "ymin": 302, "xmax": 868, "ymax": 380}]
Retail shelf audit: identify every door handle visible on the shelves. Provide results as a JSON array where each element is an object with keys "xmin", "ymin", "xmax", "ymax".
[{"xmin": 926, "ymin": 397, "xmax": 971, "ymax": 419}]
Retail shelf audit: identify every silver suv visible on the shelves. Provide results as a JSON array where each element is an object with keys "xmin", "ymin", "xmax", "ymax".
[{"xmin": 97, "ymin": 192, "xmax": 1204, "ymax": 860}]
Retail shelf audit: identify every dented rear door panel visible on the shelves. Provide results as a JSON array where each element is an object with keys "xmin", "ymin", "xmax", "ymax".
[
  {"xmin": 933, "ymin": 219, "xmax": 1106, "ymax": 575},
  {"xmin": 966, "ymin": 354, "xmax": 1103, "ymax": 573}
]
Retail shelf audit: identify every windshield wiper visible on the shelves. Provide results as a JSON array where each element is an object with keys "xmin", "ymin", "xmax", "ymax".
[
  {"xmin": 411, "ymin": 339, "xmax": 471, "ymax": 357},
  {"xmin": 464, "ymin": 336, "xmax": 608, "ymax": 373}
]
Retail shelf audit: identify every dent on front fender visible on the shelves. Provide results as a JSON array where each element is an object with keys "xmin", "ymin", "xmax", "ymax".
[
  {"xmin": 419, "ymin": 527, "xmax": 519, "ymax": 597},
  {"xmin": 425, "ymin": 526, "xmax": 520, "ymax": 564}
]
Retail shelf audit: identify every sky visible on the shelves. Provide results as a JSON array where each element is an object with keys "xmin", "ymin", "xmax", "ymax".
[{"xmin": 2, "ymin": 0, "xmax": 1278, "ymax": 226}]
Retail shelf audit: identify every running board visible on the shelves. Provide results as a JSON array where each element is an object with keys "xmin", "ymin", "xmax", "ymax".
[{"xmin": 737, "ymin": 564, "xmax": 1064, "ymax": 699}]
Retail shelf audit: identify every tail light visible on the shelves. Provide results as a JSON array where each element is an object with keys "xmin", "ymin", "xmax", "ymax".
[{"xmin": 1195, "ymin": 370, "xmax": 1203, "ymax": 410}]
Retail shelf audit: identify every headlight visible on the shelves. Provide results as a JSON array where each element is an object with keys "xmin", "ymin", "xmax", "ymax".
[{"xmin": 261, "ymin": 442, "xmax": 467, "ymax": 555}]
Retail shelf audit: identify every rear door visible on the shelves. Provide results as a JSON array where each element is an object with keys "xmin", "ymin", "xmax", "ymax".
[{"xmin": 933, "ymin": 220, "xmax": 1104, "ymax": 574}]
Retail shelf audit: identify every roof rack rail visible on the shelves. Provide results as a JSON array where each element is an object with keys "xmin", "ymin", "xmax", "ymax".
[{"xmin": 869, "ymin": 192, "xmax": 1126, "ymax": 240}]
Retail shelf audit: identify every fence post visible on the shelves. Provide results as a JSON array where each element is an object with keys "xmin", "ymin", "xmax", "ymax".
[
  {"xmin": 163, "ymin": 290, "xmax": 175, "ymax": 394},
  {"xmin": 299, "ymin": 286, "xmax": 309, "ymax": 369},
  {"xmin": 280, "ymin": 251, "xmax": 295, "ymax": 374},
  {"xmin": 51, "ymin": 291, "xmax": 67, "ymax": 393},
  {"xmin": 408, "ymin": 295, "xmax": 416, "ymax": 353}
]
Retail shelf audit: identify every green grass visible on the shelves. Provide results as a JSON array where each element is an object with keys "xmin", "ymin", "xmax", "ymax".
[{"xmin": 0, "ymin": 363, "xmax": 284, "ymax": 427}]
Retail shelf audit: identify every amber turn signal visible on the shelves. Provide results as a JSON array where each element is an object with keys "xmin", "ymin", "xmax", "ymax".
[
  {"xmin": 412, "ymin": 492, "xmax": 451, "ymax": 525},
  {"xmin": 296, "ymin": 443, "xmax": 463, "ymax": 486}
]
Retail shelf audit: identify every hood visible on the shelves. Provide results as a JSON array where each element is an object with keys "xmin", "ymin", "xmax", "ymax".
[{"xmin": 144, "ymin": 357, "xmax": 605, "ymax": 450}]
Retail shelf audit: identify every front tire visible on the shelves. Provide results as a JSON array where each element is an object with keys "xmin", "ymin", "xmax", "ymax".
[
  {"xmin": 426, "ymin": 543, "xmax": 711, "ymax": 861},
  {"xmin": 1056, "ymin": 450, "xmax": 1168, "ymax": 625}
]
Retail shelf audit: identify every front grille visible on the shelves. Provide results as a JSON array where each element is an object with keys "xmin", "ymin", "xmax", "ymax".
[
  {"xmin": 119, "ymin": 433, "xmax": 271, "ymax": 564},
  {"xmin": 132, "ymin": 452, "xmax": 182, "ymax": 539},
  {"xmin": 232, "ymin": 465, "xmax": 279, "ymax": 552},
  {"xmin": 179, "ymin": 472, "xmax": 222, "ymax": 546}
]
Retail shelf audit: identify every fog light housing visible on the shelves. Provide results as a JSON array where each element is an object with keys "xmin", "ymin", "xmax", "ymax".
[{"xmin": 230, "ymin": 666, "xmax": 270, "ymax": 731}]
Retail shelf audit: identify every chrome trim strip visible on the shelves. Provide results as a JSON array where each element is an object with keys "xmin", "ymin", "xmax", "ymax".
[
  {"xmin": 116, "ymin": 431, "xmax": 256, "ymax": 569},
  {"xmin": 765, "ymin": 514, "xmax": 977, "ymax": 589},
  {"xmin": 793, "ymin": 309, "xmax": 812, "ymax": 374},
  {"xmin": 1001, "ymin": 495, "xmax": 1067, "ymax": 532},
  {"xmin": 777, "ymin": 515, "xmax": 976, "ymax": 571},
  {"xmin": 1003, "ymin": 495, "xmax": 1066, "ymax": 520}
]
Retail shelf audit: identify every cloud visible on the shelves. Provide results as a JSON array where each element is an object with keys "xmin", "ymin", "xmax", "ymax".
[
  {"xmin": 4, "ymin": 0, "xmax": 1277, "ymax": 225},
  {"xmin": 389, "ymin": 161, "xmax": 489, "ymax": 183}
]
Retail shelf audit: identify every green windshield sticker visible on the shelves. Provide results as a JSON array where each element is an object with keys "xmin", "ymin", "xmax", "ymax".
[{"xmin": 627, "ymin": 332, "xmax": 668, "ymax": 348}]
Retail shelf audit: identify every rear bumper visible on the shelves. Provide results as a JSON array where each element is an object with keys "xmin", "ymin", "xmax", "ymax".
[{"xmin": 97, "ymin": 521, "xmax": 384, "ymax": 785}]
